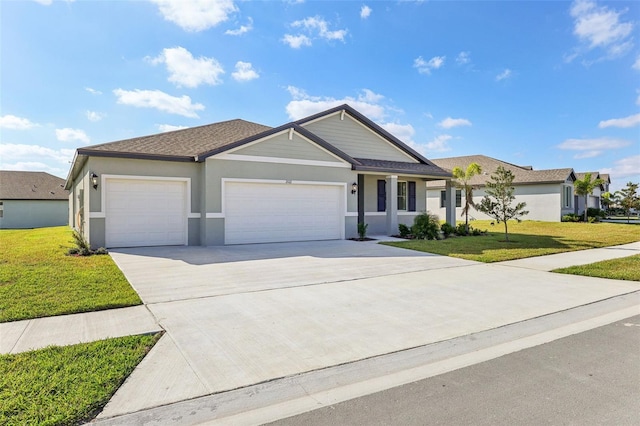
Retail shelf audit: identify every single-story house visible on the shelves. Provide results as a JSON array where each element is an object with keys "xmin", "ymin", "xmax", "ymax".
[
  {"xmin": 65, "ymin": 104, "xmax": 454, "ymax": 248},
  {"xmin": 574, "ymin": 172, "xmax": 609, "ymax": 214},
  {"xmin": 0, "ymin": 170, "xmax": 69, "ymax": 229},
  {"xmin": 426, "ymin": 155, "xmax": 577, "ymax": 222}
]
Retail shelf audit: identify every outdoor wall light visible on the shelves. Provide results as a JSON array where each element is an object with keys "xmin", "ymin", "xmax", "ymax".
[
  {"xmin": 90, "ymin": 172, "xmax": 99, "ymax": 190},
  {"xmin": 351, "ymin": 182, "xmax": 358, "ymax": 194}
]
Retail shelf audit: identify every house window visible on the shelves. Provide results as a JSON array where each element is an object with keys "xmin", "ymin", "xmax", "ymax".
[
  {"xmin": 440, "ymin": 190, "xmax": 462, "ymax": 208},
  {"xmin": 0, "ymin": 201, "xmax": 3, "ymax": 218},
  {"xmin": 397, "ymin": 182, "xmax": 407, "ymax": 211},
  {"xmin": 563, "ymin": 186, "xmax": 572, "ymax": 208}
]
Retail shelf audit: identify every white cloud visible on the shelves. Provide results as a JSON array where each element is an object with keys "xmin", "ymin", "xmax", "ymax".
[
  {"xmin": 282, "ymin": 34, "xmax": 312, "ymax": 49},
  {"xmin": 557, "ymin": 137, "xmax": 631, "ymax": 158},
  {"xmin": 381, "ymin": 122, "xmax": 415, "ymax": 144},
  {"xmin": 285, "ymin": 86, "xmax": 385, "ymax": 121},
  {"xmin": 360, "ymin": 5, "xmax": 372, "ymax": 19},
  {"xmin": 414, "ymin": 56, "xmax": 445, "ymax": 75},
  {"xmin": 33, "ymin": 0, "xmax": 53, "ymax": 5},
  {"xmin": 633, "ymin": 56, "xmax": 640, "ymax": 70},
  {"xmin": 438, "ymin": 117, "xmax": 472, "ymax": 129},
  {"xmin": 600, "ymin": 155, "xmax": 640, "ymax": 181},
  {"xmin": 113, "ymin": 88, "xmax": 205, "ymax": 118},
  {"xmin": 496, "ymin": 68, "xmax": 512, "ymax": 81},
  {"xmin": 85, "ymin": 87, "xmax": 102, "ymax": 95},
  {"xmin": 568, "ymin": 0, "xmax": 634, "ymax": 62},
  {"xmin": 425, "ymin": 134, "xmax": 453, "ymax": 152},
  {"xmin": 225, "ymin": 17, "xmax": 253, "ymax": 36},
  {"xmin": 292, "ymin": 16, "xmax": 347, "ymax": 41},
  {"xmin": 149, "ymin": 46, "xmax": 224, "ymax": 88},
  {"xmin": 0, "ymin": 115, "xmax": 39, "ymax": 130},
  {"xmin": 232, "ymin": 61, "xmax": 259, "ymax": 82},
  {"xmin": 157, "ymin": 124, "xmax": 188, "ymax": 132},
  {"xmin": 85, "ymin": 111, "xmax": 105, "ymax": 122},
  {"xmin": 598, "ymin": 113, "xmax": 640, "ymax": 128},
  {"xmin": 0, "ymin": 143, "xmax": 75, "ymax": 177},
  {"xmin": 283, "ymin": 16, "xmax": 347, "ymax": 48},
  {"xmin": 151, "ymin": 0, "xmax": 237, "ymax": 32},
  {"xmin": 456, "ymin": 51, "xmax": 471, "ymax": 65},
  {"xmin": 56, "ymin": 128, "xmax": 90, "ymax": 144}
]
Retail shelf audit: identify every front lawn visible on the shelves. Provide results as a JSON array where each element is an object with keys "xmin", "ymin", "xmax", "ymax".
[
  {"xmin": 553, "ymin": 255, "xmax": 640, "ymax": 281},
  {"xmin": 0, "ymin": 333, "xmax": 159, "ymax": 425},
  {"xmin": 0, "ymin": 227, "xmax": 141, "ymax": 323},
  {"xmin": 383, "ymin": 221, "xmax": 640, "ymax": 263}
]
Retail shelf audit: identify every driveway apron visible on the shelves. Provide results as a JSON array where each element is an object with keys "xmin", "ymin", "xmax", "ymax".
[{"xmin": 100, "ymin": 240, "xmax": 640, "ymax": 419}]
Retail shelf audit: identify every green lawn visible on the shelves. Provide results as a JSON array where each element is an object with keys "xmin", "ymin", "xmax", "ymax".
[
  {"xmin": 553, "ymin": 254, "xmax": 640, "ymax": 281},
  {"xmin": 0, "ymin": 227, "xmax": 141, "ymax": 323},
  {"xmin": 0, "ymin": 334, "xmax": 159, "ymax": 425},
  {"xmin": 384, "ymin": 220, "xmax": 640, "ymax": 263}
]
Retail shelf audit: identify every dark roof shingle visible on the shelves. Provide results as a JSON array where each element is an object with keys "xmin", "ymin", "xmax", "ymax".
[
  {"xmin": 0, "ymin": 171, "xmax": 68, "ymax": 200},
  {"xmin": 78, "ymin": 119, "xmax": 272, "ymax": 160}
]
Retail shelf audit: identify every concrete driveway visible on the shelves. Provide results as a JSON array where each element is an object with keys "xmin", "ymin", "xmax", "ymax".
[{"xmin": 100, "ymin": 240, "xmax": 640, "ymax": 420}]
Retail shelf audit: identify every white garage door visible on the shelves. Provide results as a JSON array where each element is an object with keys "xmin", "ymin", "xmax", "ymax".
[
  {"xmin": 105, "ymin": 178, "xmax": 187, "ymax": 248},
  {"xmin": 225, "ymin": 181, "xmax": 343, "ymax": 244}
]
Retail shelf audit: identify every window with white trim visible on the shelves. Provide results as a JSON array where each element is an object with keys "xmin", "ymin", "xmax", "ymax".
[
  {"xmin": 397, "ymin": 181, "xmax": 407, "ymax": 211},
  {"xmin": 563, "ymin": 185, "xmax": 572, "ymax": 208},
  {"xmin": 0, "ymin": 201, "xmax": 3, "ymax": 218},
  {"xmin": 440, "ymin": 190, "xmax": 462, "ymax": 208}
]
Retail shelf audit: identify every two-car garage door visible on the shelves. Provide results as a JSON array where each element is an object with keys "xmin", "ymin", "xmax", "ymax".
[
  {"xmin": 105, "ymin": 178, "xmax": 187, "ymax": 248},
  {"xmin": 224, "ymin": 181, "xmax": 343, "ymax": 245}
]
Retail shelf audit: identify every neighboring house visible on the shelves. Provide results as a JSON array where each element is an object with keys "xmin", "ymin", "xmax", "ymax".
[
  {"xmin": 65, "ymin": 104, "xmax": 453, "ymax": 248},
  {"xmin": 426, "ymin": 155, "xmax": 576, "ymax": 222},
  {"xmin": 573, "ymin": 172, "xmax": 610, "ymax": 214},
  {"xmin": 0, "ymin": 171, "xmax": 69, "ymax": 229}
]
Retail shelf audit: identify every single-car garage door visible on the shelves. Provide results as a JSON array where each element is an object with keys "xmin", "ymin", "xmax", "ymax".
[
  {"xmin": 105, "ymin": 178, "xmax": 187, "ymax": 248},
  {"xmin": 225, "ymin": 181, "xmax": 343, "ymax": 244}
]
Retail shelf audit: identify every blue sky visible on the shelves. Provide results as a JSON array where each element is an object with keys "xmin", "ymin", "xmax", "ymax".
[{"xmin": 1, "ymin": 0, "xmax": 638, "ymax": 191}]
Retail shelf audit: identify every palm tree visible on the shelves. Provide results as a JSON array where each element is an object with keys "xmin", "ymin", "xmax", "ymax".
[
  {"xmin": 452, "ymin": 162, "xmax": 482, "ymax": 234},
  {"xmin": 574, "ymin": 172, "xmax": 605, "ymax": 222}
]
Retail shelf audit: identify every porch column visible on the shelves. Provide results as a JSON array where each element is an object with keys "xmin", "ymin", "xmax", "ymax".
[
  {"xmin": 386, "ymin": 175, "xmax": 398, "ymax": 235},
  {"xmin": 445, "ymin": 179, "xmax": 456, "ymax": 226}
]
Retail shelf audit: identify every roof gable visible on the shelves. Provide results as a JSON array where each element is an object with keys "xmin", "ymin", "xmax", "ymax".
[
  {"xmin": 296, "ymin": 104, "xmax": 437, "ymax": 165},
  {"xmin": 0, "ymin": 171, "xmax": 68, "ymax": 200}
]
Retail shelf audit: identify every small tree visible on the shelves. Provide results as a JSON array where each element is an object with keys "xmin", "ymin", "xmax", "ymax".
[
  {"xmin": 616, "ymin": 182, "xmax": 640, "ymax": 223},
  {"xmin": 476, "ymin": 166, "xmax": 529, "ymax": 242},
  {"xmin": 574, "ymin": 172, "xmax": 605, "ymax": 223},
  {"xmin": 452, "ymin": 162, "xmax": 482, "ymax": 235},
  {"xmin": 600, "ymin": 191, "xmax": 614, "ymax": 216}
]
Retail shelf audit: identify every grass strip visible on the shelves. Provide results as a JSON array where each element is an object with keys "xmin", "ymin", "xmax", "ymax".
[
  {"xmin": 553, "ymin": 254, "xmax": 640, "ymax": 281},
  {"xmin": 0, "ymin": 333, "xmax": 160, "ymax": 425},
  {"xmin": 0, "ymin": 227, "xmax": 141, "ymax": 322},
  {"xmin": 383, "ymin": 221, "xmax": 640, "ymax": 263}
]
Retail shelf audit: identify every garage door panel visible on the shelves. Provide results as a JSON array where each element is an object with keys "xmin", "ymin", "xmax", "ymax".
[
  {"xmin": 225, "ymin": 182, "xmax": 343, "ymax": 245},
  {"xmin": 105, "ymin": 179, "xmax": 187, "ymax": 248}
]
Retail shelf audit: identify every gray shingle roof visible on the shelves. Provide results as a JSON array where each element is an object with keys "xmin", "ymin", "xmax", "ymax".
[
  {"xmin": 0, "ymin": 171, "xmax": 68, "ymax": 200},
  {"xmin": 429, "ymin": 155, "xmax": 574, "ymax": 186},
  {"xmin": 353, "ymin": 158, "xmax": 451, "ymax": 177},
  {"xmin": 78, "ymin": 119, "xmax": 272, "ymax": 160}
]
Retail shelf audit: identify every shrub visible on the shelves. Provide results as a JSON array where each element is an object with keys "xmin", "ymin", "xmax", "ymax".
[
  {"xmin": 357, "ymin": 222, "xmax": 368, "ymax": 239},
  {"xmin": 562, "ymin": 214, "xmax": 581, "ymax": 222},
  {"xmin": 412, "ymin": 212, "xmax": 440, "ymax": 240},
  {"xmin": 587, "ymin": 208, "xmax": 605, "ymax": 219},
  {"xmin": 441, "ymin": 222, "xmax": 455, "ymax": 238},
  {"xmin": 455, "ymin": 223, "xmax": 469, "ymax": 236},
  {"xmin": 398, "ymin": 223, "xmax": 411, "ymax": 238},
  {"xmin": 67, "ymin": 230, "xmax": 108, "ymax": 256}
]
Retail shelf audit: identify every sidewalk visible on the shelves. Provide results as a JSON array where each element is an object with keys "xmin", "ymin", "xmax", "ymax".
[{"xmin": 2, "ymin": 241, "xmax": 639, "ymax": 424}]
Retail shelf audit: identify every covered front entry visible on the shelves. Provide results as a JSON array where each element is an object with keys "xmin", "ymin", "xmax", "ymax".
[
  {"xmin": 105, "ymin": 178, "xmax": 188, "ymax": 248},
  {"xmin": 224, "ymin": 180, "xmax": 344, "ymax": 244}
]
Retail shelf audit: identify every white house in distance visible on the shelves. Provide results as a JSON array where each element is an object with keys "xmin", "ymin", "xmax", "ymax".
[
  {"xmin": 574, "ymin": 172, "xmax": 610, "ymax": 214},
  {"xmin": 0, "ymin": 171, "xmax": 69, "ymax": 229},
  {"xmin": 426, "ymin": 155, "xmax": 578, "ymax": 222}
]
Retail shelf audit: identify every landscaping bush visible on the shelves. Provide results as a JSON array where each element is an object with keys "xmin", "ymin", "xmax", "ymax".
[
  {"xmin": 454, "ymin": 223, "xmax": 469, "ymax": 236},
  {"xmin": 587, "ymin": 208, "xmax": 606, "ymax": 220},
  {"xmin": 357, "ymin": 222, "xmax": 368, "ymax": 239},
  {"xmin": 398, "ymin": 223, "xmax": 411, "ymax": 238},
  {"xmin": 562, "ymin": 214, "xmax": 581, "ymax": 222},
  {"xmin": 412, "ymin": 212, "xmax": 440, "ymax": 240},
  {"xmin": 441, "ymin": 222, "xmax": 455, "ymax": 238}
]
